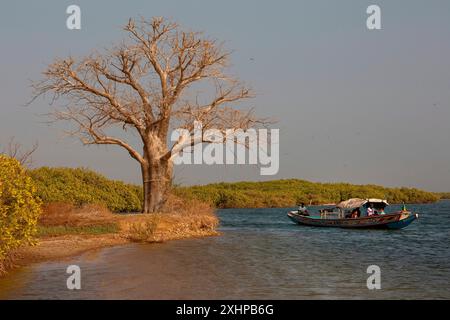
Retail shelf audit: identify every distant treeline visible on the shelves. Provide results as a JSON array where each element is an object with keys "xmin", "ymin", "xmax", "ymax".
[
  {"xmin": 175, "ymin": 179, "xmax": 442, "ymax": 209},
  {"xmin": 437, "ymin": 192, "xmax": 450, "ymax": 199},
  {"xmin": 28, "ymin": 168, "xmax": 444, "ymax": 211}
]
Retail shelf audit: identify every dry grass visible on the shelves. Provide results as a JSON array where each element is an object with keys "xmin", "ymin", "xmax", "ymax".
[
  {"xmin": 39, "ymin": 202, "xmax": 116, "ymax": 227},
  {"xmin": 118, "ymin": 211, "xmax": 219, "ymax": 242},
  {"xmin": 39, "ymin": 196, "xmax": 219, "ymax": 242},
  {"xmin": 118, "ymin": 194, "xmax": 219, "ymax": 242}
]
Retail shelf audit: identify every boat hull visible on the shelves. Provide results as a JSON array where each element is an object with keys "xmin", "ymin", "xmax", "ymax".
[{"xmin": 287, "ymin": 211, "xmax": 418, "ymax": 230}]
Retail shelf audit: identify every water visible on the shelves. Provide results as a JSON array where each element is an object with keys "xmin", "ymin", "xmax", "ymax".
[{"xmin": 1, "ymin": 201, "xmax": 449, "ymax": 299}]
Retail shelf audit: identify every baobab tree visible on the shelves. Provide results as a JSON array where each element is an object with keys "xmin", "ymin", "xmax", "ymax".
[{"xmin": 32, "ymin": 17, "xmax": 264, "ymax": 213}]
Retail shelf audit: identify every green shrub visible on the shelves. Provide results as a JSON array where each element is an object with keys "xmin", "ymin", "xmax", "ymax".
[
  {"xmin": 29, "ymin": 167, "xmax": 143, "ymax": 212},
  {"xmin": 0, "ymin": 156, "xmax": 42, "ymax": 267},
  {"xmin": 175, "ymin": 179, "xmax": 440, "ymax": 208},
  {"xmin": 438, "ymin": 192, "xmax": 450, "ymax": 199},
  {"xmin": 26, "ymin": 166, "xmax": 441, "ymax": 212}
]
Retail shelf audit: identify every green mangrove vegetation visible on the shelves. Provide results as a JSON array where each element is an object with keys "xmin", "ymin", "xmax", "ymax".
[
  {"xmin": 30, "ymin": 167, "xmax": 143, "ymax": 212},
  {"xmin": 437, "ymin": 192, "xmax": 450, "ymax": 199},
  {"xmin": 176, "ymin": 179, "xmax": 441, "ymax": 209},
  {"xmin": 25, "ymin": 167, "xmax": 446, "ymax": 211}
]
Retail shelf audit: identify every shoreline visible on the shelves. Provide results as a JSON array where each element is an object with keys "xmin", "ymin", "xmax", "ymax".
[
  {"xmin": 1, "ymin": 202, "xmax": 220, "ymax": 277},
  {"xmin": 11, "ymin": 234, "xmax": 129, "ymax": 268},
  {"xmin": 4, "ymin": 229, "xmax": 219, "ymax": 277},
  {"xmin": 3, "ymin": 199, "xmax": 442, "ymax": 278}
]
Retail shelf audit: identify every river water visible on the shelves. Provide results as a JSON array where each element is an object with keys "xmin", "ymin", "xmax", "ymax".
[{"xmin": 1, "ymin": 201, "xmax": 449, "ymax": 299}]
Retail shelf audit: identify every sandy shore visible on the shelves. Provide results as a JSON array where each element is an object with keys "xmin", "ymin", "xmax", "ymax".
[
  {"xmin": 11, "ymin": 234, "xmax": 129, "ymax": 268},
  {"xmin": 7, "ymin": 227, "xmax": 219, "ymax": 273}
]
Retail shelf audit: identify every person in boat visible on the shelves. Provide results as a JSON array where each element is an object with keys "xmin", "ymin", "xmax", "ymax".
[
  {"xmin": 298, "ymin": 203, "xmax": 309, "ymax": 216},
  {"xmin": 366, "ymin": 204, "xmax": 375, "ymax": 216},
  {"xmin": 377, "ymin": 207, "xmax": 386, "ymax": 215},
  {"xmin": 345, "ymin": 208, "xmax": 359, "ymax": 219},
  {"xmin": 350, "ymin": 207, "xmax": 361, "ymax": 218}
]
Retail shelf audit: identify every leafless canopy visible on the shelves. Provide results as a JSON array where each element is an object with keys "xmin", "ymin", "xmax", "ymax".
[{"xmin": 32, "ymin": 17, "xmax": 263, "ymax": 163}]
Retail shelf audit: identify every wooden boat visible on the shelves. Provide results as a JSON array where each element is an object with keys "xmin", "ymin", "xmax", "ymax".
[{"xmin": 288, "ymin": 198, "xmax": 419, "ymax": 229}]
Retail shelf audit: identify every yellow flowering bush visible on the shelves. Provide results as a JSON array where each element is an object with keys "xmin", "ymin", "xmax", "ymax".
[{"xmin": 0, "ymin": 155, "xmax": 42, "ymax": 265}]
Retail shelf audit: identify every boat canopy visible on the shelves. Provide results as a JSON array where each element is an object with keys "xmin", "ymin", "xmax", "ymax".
[{"xmin": 336, "ymin": 198, "xmax": 389, "ymax": 210}]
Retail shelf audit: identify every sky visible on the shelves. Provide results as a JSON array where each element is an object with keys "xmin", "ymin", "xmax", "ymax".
[{"xmin": 0, "ymin": 0, "xmax": 449, "ymax": 191}]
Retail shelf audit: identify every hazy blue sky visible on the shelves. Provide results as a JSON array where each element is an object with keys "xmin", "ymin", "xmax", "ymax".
[{"xmin": 1, "ymin": 0, "xmax": 449, "ymax": 191}]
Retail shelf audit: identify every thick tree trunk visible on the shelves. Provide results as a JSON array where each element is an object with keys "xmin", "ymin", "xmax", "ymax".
[{"xmin": 141, "ymin": 159, "xmax": 172, "ymax": 213}]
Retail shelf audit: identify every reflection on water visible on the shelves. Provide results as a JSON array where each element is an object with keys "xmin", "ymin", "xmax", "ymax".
[{"xmin": 1, "ymin": 201, "xmax": 450, "ymax": 299}]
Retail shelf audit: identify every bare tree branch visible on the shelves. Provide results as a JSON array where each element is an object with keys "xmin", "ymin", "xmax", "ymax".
[{"xmin": 1, "ymin": 137, "xmax": 38, "ymax": 167}]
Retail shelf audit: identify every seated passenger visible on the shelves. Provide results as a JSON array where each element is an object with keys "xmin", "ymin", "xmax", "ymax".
[
  {"xmin": 378, "ymin": 208, "xmax": 386, "ymax": 215},
  {"xmin": 351, "ymin": 208, "xmax": 361, "ymax": 218},
  {"xmin": 367, "ymin": 204, "xmax": 375, "ymax": 216},
  {"xmin": 298, "ymin": 203, "xmax": 309, "ymax": 216}
]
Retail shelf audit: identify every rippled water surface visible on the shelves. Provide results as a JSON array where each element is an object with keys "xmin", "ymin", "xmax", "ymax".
[{"xmin": 1, "ymin": 201, "xmax": 449, "ymax": 299}]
